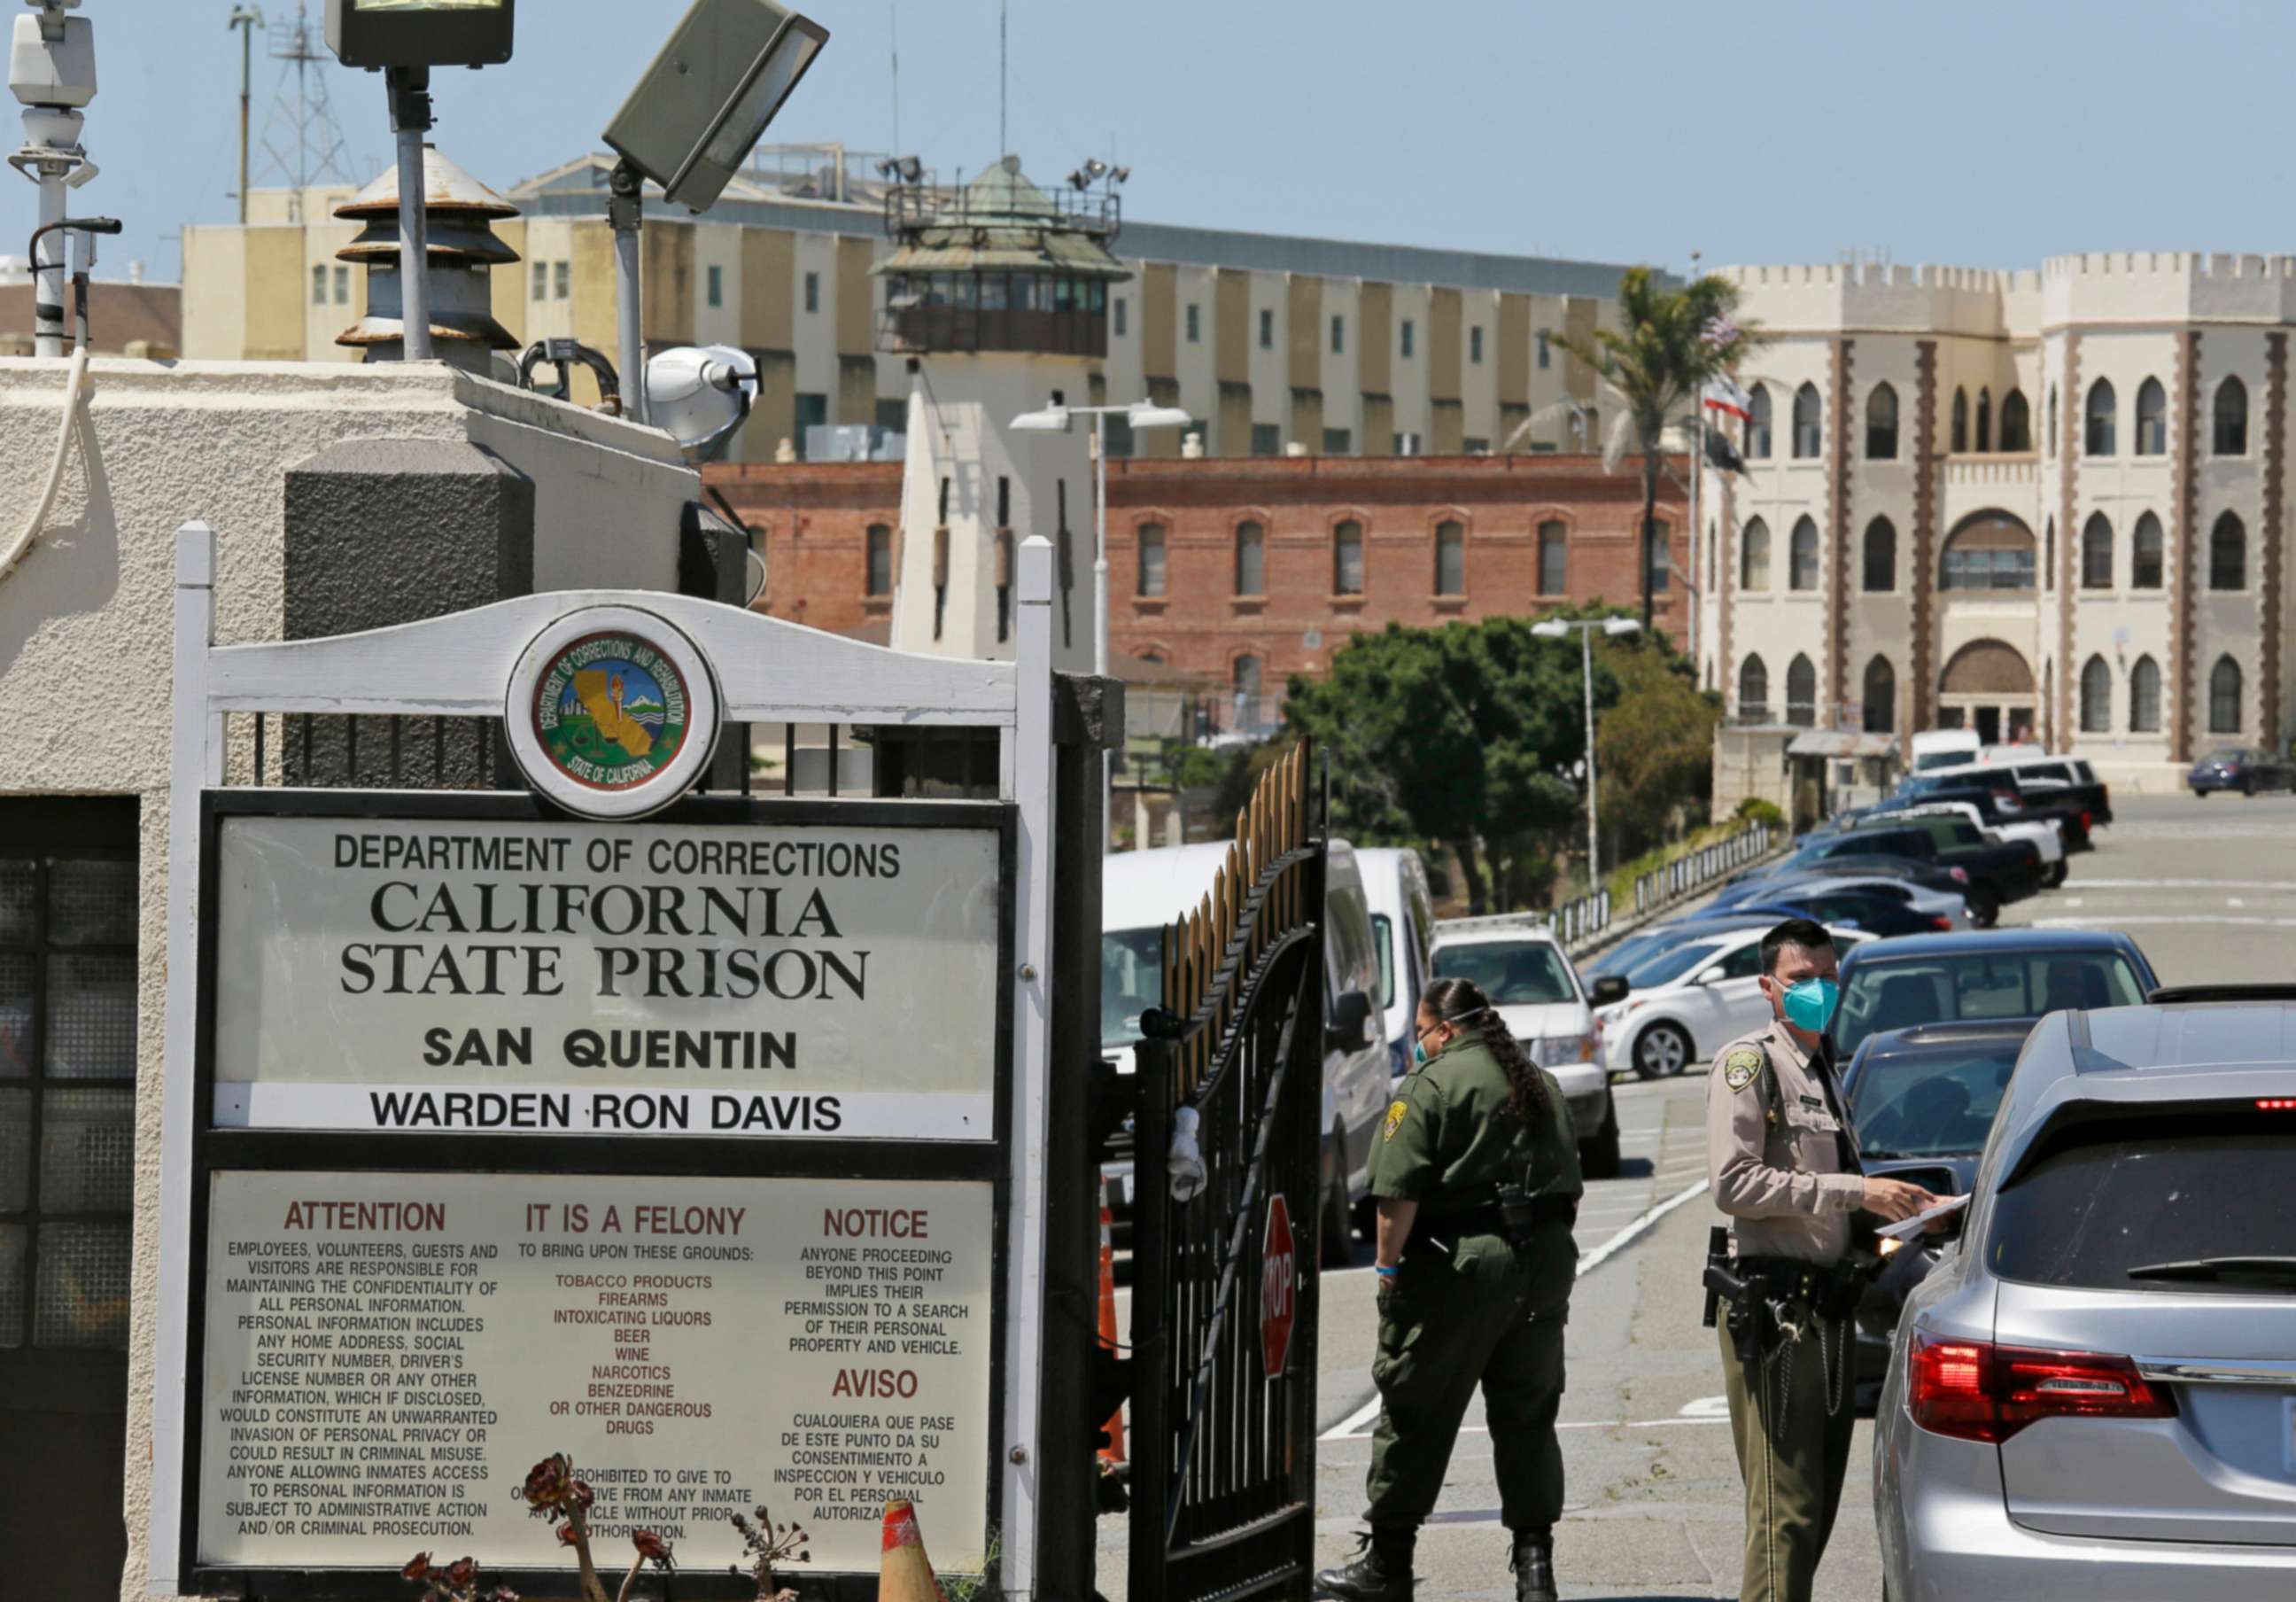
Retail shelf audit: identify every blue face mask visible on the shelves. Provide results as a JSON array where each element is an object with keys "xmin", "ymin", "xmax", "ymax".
[
  {"xmin": 1411, "ymin": 1039, "xmax": 1429, "ymax": 1068},
  {"xmin": 1781, "ymin": 976, "xmax": 1839, "ymax": 1033}
]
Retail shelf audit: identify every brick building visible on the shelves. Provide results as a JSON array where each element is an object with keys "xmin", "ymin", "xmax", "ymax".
[{"xmin": 711, "ymin": 452, "xmax": 1691, "ymax": 727}]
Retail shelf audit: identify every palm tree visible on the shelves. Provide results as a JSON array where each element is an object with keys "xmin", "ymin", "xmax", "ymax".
[{"xmin": 1512, "ymin": 268, "xmax": 1765, "ymax": 628}]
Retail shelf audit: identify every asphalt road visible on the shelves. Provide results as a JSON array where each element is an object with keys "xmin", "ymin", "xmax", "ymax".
[{"xmin": 1098, "ymin": 791, "xmax": 2289, "ymax": 1600}]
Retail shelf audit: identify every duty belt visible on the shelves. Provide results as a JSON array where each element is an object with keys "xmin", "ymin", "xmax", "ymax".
[
  {"xmin": 1734, "ymin": 1256, "xmax": 1865, "ymax": 1323},
  {"xmin": 1407, "ymin": 1196, "xmax": 1575, "ymax": 1258}
]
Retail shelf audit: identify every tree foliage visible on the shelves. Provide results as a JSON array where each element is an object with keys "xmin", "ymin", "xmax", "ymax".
[{"xmin": 1593, "ymin": 633, "xmax": 1722, "ymax": 864}]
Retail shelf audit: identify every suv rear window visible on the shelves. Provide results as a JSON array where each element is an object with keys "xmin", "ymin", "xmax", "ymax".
[
  {"xmin": 1834, "ymin": 951, "xmax": 2146, "ymax": 1055},
  {"xmin": 1990, "ymin": 1120, "xmax": 2296, "ymax": 1291}
]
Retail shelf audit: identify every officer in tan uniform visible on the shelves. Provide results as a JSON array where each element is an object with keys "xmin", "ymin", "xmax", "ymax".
[{"xmin": 1704, "ymin": 917, "xmax": 1936, "ymax": 1602}]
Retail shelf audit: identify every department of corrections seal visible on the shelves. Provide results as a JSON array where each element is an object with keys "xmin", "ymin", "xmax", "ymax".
[
  {"xmin": 1383, "ymin": 1099, "xmax": 1410, "ymax": 1142},
  {"xmin": 1723, "ymin": 1047, "xmax": 1765, "ymax": 1092},
  {"xmin": 506, "ymin": 606, "xmax": 721, "ymax": 820}
]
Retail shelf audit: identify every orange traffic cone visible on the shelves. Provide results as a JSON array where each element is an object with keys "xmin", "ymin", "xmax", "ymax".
[
  {"xmin": 880, "ymin": 1498, "xmax": 945, "ymax": 1602},
  {"xmin": 1097, "ymin": 1205, "xmax": 1126, "ymax": 1464}
]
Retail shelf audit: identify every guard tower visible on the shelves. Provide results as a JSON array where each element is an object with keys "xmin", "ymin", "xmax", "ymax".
[{"xmin": 875, "ymin": 156, "xmax": 1129, "ymax": 668}]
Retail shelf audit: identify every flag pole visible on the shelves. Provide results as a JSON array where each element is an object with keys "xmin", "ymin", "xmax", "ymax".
[{"xmin": 1686, "ymin": 251, "xmax": 1703, "ymax": 672}]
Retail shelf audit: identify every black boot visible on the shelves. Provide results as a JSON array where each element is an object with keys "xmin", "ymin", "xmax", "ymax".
[
  {"xmin": 1313, "ymin": 1527, "xmax": 1415, "ymax": 1602},
  {"xmin": 1509, "ymin": 1527, "xmax": 1557, "ymax": 1602}
]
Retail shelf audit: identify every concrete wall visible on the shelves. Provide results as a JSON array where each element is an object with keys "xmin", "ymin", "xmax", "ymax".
[{"xmin": 0, "ymin": 355, "xmax": 702, "ymax": 1602}]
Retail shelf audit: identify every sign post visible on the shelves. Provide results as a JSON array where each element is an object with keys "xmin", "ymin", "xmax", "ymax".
[{"xmin": 151, "ymin": 527, "xmax": 1064, "ymax": 1601}]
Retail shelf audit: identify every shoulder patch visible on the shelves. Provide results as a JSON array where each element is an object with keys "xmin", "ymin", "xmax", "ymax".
[
  {"xmin": 1722, "ymin": 1048, "xmax": 1765, "ymax": 1092},
  {"xmin": 1382, "ymin": 1100, "xmax": 1410, "ymax": 1141}
]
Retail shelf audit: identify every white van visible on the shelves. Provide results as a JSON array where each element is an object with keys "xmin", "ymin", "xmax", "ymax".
[
  {"xmin": 1101, "ymin": 840, "xmax": 1388, "ymax": 1264},
  {"xmin": 1354, "ymin": 847, "xmax": 1437, "ymax": 1081},
  {"xmin": 1909, "ymin": 728, "xmax": 1982, "ymax": 772}
]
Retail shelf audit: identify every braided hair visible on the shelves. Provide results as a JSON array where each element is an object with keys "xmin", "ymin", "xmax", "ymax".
[{"xmin": 1422, "ymin": 976, "xmax": 1550, "ymax": 1123}]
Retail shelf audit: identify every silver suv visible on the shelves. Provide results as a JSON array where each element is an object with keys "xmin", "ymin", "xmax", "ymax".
[{"xmin": 1875, "ymin": 988, "xmax": 2296, "ymax": 1599}]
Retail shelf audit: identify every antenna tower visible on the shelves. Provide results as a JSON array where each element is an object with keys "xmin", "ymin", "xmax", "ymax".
[{"xmin": 253, "ymin": 1, "xmax": 360, "ymax": 218}]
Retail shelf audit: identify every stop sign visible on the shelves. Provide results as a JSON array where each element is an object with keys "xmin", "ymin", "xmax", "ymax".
[{"xmin": 1260, "ymin": 1193, "xmax": 1297, "ymax": 1379}]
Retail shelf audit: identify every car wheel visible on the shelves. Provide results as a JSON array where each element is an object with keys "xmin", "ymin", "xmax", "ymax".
[
  {"xmin": 2243, "ymin": 776, "xmax": 2257, "ymax": 797},
  {"xmin": 1320, "ymin": 1124, "xmax": 1354, "ymax": 1268},
  {"xmin": 2045, "ymin": 860, "xmax": 2067, "ymax": 890},
  {"xmin": 1633, "ymin": 1021, "xmax": 1694, "ymax": 1081},
  {"xmin": 2194, "ymin": 788, "xmax": 2210, "ymax": 799},
  {"xmin": 1965, "ymin": 886, "xmax": 2000, "ymax": 928},
  {"xmin": 1579, "ymin": 1094, "xmax": 1623, "ymax": 1179}
]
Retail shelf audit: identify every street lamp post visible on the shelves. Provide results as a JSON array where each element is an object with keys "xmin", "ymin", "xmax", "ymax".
[
  {"xmin": 1011, "ymin": 398, "xmax": 1194, "ymax": 850},
  {"xmin": 1532, "ymin": 616, "xmax": 1642, "ymax": 888}
]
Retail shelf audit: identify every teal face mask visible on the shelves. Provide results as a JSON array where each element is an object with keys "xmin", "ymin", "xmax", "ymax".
[
  {"xmin": 1411, "ymin": 1039, "xmax": 1429, "ymax": 1068},
  {"xmin": 1781, "ymin": 976, "xmax": 1839, "ymax": 1033}
]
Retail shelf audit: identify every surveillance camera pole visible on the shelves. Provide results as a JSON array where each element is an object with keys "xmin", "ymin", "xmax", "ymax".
[
  {"xmin": 384, "ymin": 66, "xmax": 433, "ymax": 361},
  {"xmin": 11, "ymin": 0, "xmax": 97, "ymax": 362},
  {"xmin": 609, "ymin": 158, "xmax": 647, "ymax": 424}
]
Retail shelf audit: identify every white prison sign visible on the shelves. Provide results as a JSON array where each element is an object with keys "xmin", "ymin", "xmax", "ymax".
[{"xmin": 211, "ymin": 817, "xmax": 1002, "ymax": 1139}]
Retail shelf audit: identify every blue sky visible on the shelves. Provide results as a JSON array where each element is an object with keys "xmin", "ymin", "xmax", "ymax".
[{"xmin": 49, "ymin": 0, "xmax": 2296, "ymax": 284}]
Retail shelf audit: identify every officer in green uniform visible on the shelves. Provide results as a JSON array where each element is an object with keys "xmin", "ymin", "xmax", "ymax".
[{"xmin": 1314, "ymin": 976, "xmax": 1583, "ymax": 1602}]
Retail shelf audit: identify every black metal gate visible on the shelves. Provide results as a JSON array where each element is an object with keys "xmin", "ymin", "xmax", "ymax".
[{"xmin": 1129, "ymin": 744, "xmax": 1325, "ymax": 1602}]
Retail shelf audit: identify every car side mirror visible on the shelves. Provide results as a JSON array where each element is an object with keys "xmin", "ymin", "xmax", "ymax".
[
  {"xmin": 1327, "ymin": 988, "xmax": 1376, "ymax": 1054},
  {"xmin": 1697, "ymin": 968, "xmax": 1732, "ymax": 986},
  {"xmin": 1589, "ymin": 975, "xmax": 1631, "ymax": 1007}
]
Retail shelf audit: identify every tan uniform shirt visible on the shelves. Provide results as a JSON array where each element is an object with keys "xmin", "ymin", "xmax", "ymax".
[{"xmin": 1704, "ymin": 1017, "xmax": 1864, "ymax": 1265}]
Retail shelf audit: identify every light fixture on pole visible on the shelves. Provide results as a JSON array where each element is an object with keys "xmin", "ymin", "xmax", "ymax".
[
  {"xmin": 601, "ymin": 0, "xmax": 829, "ymax": 423},
  {"xmin": 1009, "ymin": 398, "xmax": 1194, "ymax": 849},
  {"xmin": 1532, "ymin": 615, "xmax": 1641, "ymax": 886}
]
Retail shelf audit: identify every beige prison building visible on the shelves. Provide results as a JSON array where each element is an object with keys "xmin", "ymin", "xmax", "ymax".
[
  {"xmin": 1692, "ymin": 253, "xmax": 2296, "ymax": 794},
  {"xmin": 182, "ymin": 152, "xmax": 1643, "ymax": 463}
]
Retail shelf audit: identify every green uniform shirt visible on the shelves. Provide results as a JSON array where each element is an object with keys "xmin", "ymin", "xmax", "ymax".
[{"xmin": 1369, "ymin": 1035, "xmax": 1584, "ymax": 1213}]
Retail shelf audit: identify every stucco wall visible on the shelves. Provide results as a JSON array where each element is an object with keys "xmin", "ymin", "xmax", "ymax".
[{"xmin": 0, "ymin": 354, "xmax": 700, "ymax": 1601}]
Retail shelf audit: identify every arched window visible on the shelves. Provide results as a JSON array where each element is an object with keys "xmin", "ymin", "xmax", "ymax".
[
  {"xmin": 1863, "ymin": 656, "xmax": 1897, "ymax": 735},
  {"xmin": 2047, "ymin": 385, "xmax": 2059, "ymax": 455},
  {"xmin": 1741, "ymin": 517, "xmax": 1771, "ymax": 590},
  {"xmin": 1435, "ymin": 519, "xmax": 1467, "ymax": 596},
  {"xmin": 1746, "ymin": 385, "xmax": 1773, "ymax": 459},
  {"xmin": 865, "ymin": 524, "xmax": 895, "ymax": 596},
  {"xmin": 2082, "ymin": 512, "xmax": 2114, "ymax": 589},
  {"xmin": 1738, "ymin": 654, "xmax": 1770, "ymax": 721},
  {"xmin": 1788, "ymin": 516, "xmax": 1820, "ymax": 591},
  {"xmin": 1866, "ymin": 382, "xmax": 1899, "ymax": 459},
  {"xmin": 2211, "ymin": 656, "xmax": 2244, "ymax": 733},
  {"xmin": 2086, "ymin": 378, "xmax": 2117, "ymax": 456},
  {"xmin": 1999, "ymin": 388, "xmax": 2031, "ymax": 451},
  {"xmin": 1951, "ymin": 388, "xmax": 1968, "ymax": 454},
  {"xmin": 2130, "ymin": 656, "xmax": 2162, "ymax": 734},
  {"xmin": 1136, "ymin": 521, "xmax": 1167, "ymax": 597},
  {"xmin": 1940, "ymin": 514, "xmax": 2036, "ymax": 591},
  {"xmin": 2134, "ymin": 377, "xmax": 2167, "ymax": 455},
  {"xmin": 1785, "ymin": 654, "xmax": 1818, "ymax": 727},
  {"xmin": 2211, "ymin": 511, "xmax": 2246, "ymax": 590},
  {"xmin": 2132, "ymin": 512, "xmax": 2165, "ymax": 589},
  {"xmin": 1645, "ymin": 522, "xmax": 1671, "ymax": 594},
  {"xmin": 1862, "ymin": 517, "xmax": 1897, "ymax": 592},
  {"xmin": 2080, "ymin": 655, "xmax": 2112, "ymax": 733},
  {"xmin": 1333, "ymin": 518, "xmax": 1365, "ymax": 595},
  {"xmin": 1976, "ymin": 387, "xmax": 1993, "ymax": 452},
  {"xmin": 1234, "ymin": 520, "xmax": 1265, "ymax": 595},
  {"xmin": 1792, "ymin": 382, "xmax": 1823, "ymax": 458},
  {"xmin": 1537, "ymin": 519, "xmax": 1568, "ymax": 595},
  {"xmin": 2215, "ymin": 376, "xmax": 2249, "ymax": 455}
]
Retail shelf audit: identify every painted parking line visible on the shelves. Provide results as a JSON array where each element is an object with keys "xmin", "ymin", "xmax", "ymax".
[{"xmin": 1320, "ymin": 1178, "xmax": 1711, "ymax": 1441}]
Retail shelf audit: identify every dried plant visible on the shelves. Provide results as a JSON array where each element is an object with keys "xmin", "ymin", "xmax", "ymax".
[
  {"xmin": 401, "ymin": 1552, "xmax": 519, "ymax": 1602},
  {"xmin": 616, "ymin": 1530, "xmax": 675, "ymax": 1602},
  {"xmin": 728, "ymin": 1505, "xmax": 811, "ymax": 1602},
  {"xmin": 516, "ymin": 1452, "xmax": 609, "ymax": 1602}
]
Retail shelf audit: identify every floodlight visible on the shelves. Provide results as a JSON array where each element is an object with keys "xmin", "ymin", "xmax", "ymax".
[
  {"xmin": 1602, "ymin": 618, "xmax": 1642, "ymax": 637},
  {"xmin": 1127, "ymin": 403, "xmax": 1193, "ymax": 431},
  {"xmin": 646, "ymin": 344, "xmax": 758, "ymax": 460},
  {"xmin": 324, "ymin": 0, "xmax": 515, "ymax": 71},
  {"xmin": 1531, "ymin": 621, "xmax": 1569, "ymax": 641},
  {"xmin": 604, "ymin": 0, "xmax": 830, "ymax": 214},
  {"xmin": 897, "ymin": 155, "xmax": 922, "ymax": 183},
  {"xmin": 1010, "ymin": 405, "xmax": 1072, "ymax": 432}
]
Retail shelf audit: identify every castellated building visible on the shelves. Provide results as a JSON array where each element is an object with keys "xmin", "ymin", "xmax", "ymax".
[{"xmin": 1699, "ymin": 253, "xmax": 2296, "ymax": 792}]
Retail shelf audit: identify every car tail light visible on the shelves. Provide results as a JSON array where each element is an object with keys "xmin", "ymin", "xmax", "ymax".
[
  {"xmin": 1908, "ymin": 1333, "xmax": 2176, "ymax": 1443},
  {"xmin": 2259, "ymin": 1098, "xmax": 2296, "ymax": 1111},
  {"xmin": 2081, "ymin": 810, "xmax": 2093, "ymax": 832},
  {"xmin": 1930, "ymin": 914, "xmax": 1953, "ymax": 930},
  {"xmin": 1948, "ymin": 866, "xmax": 1969, "ymax": 884}
]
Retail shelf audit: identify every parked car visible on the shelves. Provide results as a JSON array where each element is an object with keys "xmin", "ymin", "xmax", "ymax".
[
  {"xmin": 1839, "ymin": 1017, "xmax": 2038, "ymax": 1409},
  {"xmin": 1430, "ymin": 916, "xmax": 1620, "ymax": 1176},
  {"xmin": 1923, "ymin": 751, "xmax": 2114, "ymax": 829},
  {"xmin": 1875, "ymin": 993, "xmax": 2296, "ymax": 1599},
  {"xmin": 1865, "ymin": 798, "xmax": 2067, "ymax": 888},
  {"xmin": 1829, "ymin": 929, "xmax": 2159, "ymax": 1059},
  {"xmin": 1100, "ymin": 839, "xmax": 1388, "ymax": 1263},
  {"xmin": 1591, "ymin": 922, "xmax": 1866, "ymax": 1080},
  {"xmin": 1893, "ymin": 773, "xmax": 2095, "ymax": 854},
  {"xmin": 1747, "ymin": 872, "xmax": 1970, "ymax": 930},
  {"xmin": 1737, "ymin": 890, "xmax": 1954, "ymax": 938},
  {"xmin": 1842, "ymin": 813, "xmax": 2047, "ymax": 921},
  {"xmin": 1909, "ymin": 727, "xmax": 1981, "ymax": 772},
  {"xmin": 2186, "ymin": 745, "xmax": 2296, "ymax": 797},
  {"xmin": 1579, "ymin": 912, "xmax": 1780, "ymax": 984},
  {"xmin": 1355, "ymin": 847, "xmax": 1437, "ymax": 1080},
  {"xmin": 1715, "ymin": 853, "xmax": 1970, "ymax": 908},
  {"xmin": 1752, "ymin": 828, "xmax": 2018, "ymax": 925}
]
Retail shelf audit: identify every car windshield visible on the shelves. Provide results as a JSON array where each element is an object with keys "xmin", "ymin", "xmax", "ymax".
[
  {"xmin": 2204, "ymin": 747, "xmax": 2247, "ymax": 764},
  {"xmin": 1915, "ymin": 750, "xmax": 1974, "ymax": 770},
  {"xmin": 1432, "ymin": 938, "xmax": 1579, "ymax": 1006},
  {"xmin": 1621, "ymin": 939, "xmax": 1727, "ymax": 992},
  {"xmin": 1102, "ymin": 925, "xmax": 1163, "ymax": 1046},
  {"xmin": 1849, "ymin": 1038, "xmax": 2024, "ymax": 1156},
  {"xmin": 1990, "ymin": 1120, "xmax": 2296, "ymax": 1292},
  {"xmin": 1834, "ymin": 950, "xmax": 2147, "ymax": 1056}
]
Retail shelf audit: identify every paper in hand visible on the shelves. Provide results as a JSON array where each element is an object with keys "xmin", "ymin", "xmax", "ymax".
[{"xmin": 1875, "ymin": 1192, "xmax": 1971, "ymax": 1240}]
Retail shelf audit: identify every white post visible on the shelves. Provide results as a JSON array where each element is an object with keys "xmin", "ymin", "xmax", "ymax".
[
  {"xmin": 1000, "ymin": 534, "xmax": 1058, "ymax": 1602},
  {"xmin": 150, "ymin": 521, "xmax": 224, "ymax": 1594},
  {"xmin": 33, "ymin": 163, "xmax": 66, "ymax": 359},
  {"xmin": 1582, "ymin": 624, "xmax": 1600, "ymax": 888},
  {"xmin": 1093, "ymin": 409, "xmax": 1111, "ymax": 852}
]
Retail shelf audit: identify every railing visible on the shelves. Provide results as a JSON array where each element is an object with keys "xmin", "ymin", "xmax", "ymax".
[
  {"xmin": 1550, "ymin": 890, "xmax": 1611, "ymax": 947},
  {"xmin": 1631, "ymin": 822, "xmax": 1776, "ymax": 917}
]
